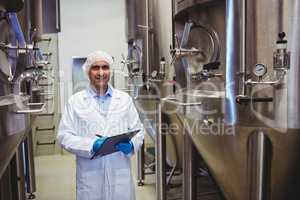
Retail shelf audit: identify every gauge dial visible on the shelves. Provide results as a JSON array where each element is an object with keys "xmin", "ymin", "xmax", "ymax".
[
  {"xmin": 254, "ymin": 64, "xmax": 267, "ymax": 77},
  {"xmin": 151, "ymin": 70, "xmax": 158, "ymax": 78}
]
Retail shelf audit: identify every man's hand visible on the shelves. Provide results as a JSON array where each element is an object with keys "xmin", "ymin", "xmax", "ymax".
[
  {"xmin": 92, "ymin": 137, "xmax": 108, "ymax": 154},
  {"xmin": 115, "ymin": 141, "xmax": 133, "ymax": 155}
]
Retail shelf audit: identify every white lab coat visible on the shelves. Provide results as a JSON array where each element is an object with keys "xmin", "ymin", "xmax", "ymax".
[{"xmin": 57, "ymin": 87, "xmax": 144, "ymax": 200}]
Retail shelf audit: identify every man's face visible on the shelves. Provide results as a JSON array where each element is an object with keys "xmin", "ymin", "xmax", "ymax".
[{"xmin": 88, "ymin": 60, "xmax": 110, "ymax": 92}]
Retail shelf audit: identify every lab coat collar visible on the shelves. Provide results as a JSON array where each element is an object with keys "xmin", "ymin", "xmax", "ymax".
[
  {"xmin": 84, "ymin": 84, "xmax": 120, "ymax": 100},
  {"xmin": 88, "ymin": 84, "xmax": 113, "ymax": 98}
]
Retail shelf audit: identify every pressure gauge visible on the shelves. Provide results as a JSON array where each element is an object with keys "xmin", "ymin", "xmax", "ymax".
[
  {"xmin": 253, "ymin": 64, "xmax": 267, "ymax": 77},
  {"xmin": 151, "ymin": 70, "xmax": 158, "ymax": 78}
]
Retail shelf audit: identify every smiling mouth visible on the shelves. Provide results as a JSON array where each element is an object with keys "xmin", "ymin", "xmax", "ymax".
[{"xmin": 95, "ymin": 76, "xmax": 106, "ymax": 80}]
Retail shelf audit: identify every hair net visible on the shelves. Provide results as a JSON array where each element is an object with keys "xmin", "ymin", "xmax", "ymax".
[{"xmin": 82, "ymin": 50, "xmax": 114, "ymax": 76}]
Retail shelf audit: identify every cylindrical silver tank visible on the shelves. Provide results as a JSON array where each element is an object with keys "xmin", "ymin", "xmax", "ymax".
[
  {"xmin": 171, "ymin": 0, "xmax": 300, "ymax": 199},
  {"xmin": 127, "ymin": 0, "xmax": 300, "ymax": 199},
  {"xmin": 0, "ymin": 2, "xmax": 38, "ymax": 198},
  {"xmin": 125, "ymin": 0, "xmax": 184, "ymax": 170}
]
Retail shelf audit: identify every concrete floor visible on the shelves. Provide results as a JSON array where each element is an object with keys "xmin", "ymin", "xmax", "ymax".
[{"xmin": 34, "ymin": 153, "xmax": 156, "ymax": 200}]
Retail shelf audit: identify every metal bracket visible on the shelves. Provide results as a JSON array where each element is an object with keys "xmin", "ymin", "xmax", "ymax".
[
  {"xmin": 38, "ymin": 82, "xmax": 53, "ymax": 87},
  {"xmin": 161, "ymin": 97, "xmax": 202, "ymax": 106},
  {"xmin": 236, "ymin": 95, "xmax": 273, "ymax": 104},
  {"xmin": 36, "ymin": 112, "xmax": 54, "ymax": 116},
  {"xmin": 36, "ymin": 126, "xmax": 55, "ymax": 132},
  {"xmin": 38, "ymin": 38, "xmax": 52, "ymax": 42},
  {"xmin": 37, "ymin": 140, "xmax": 56, "ymax": 145},
  {"xmin": 0, "ymin": 42, "xmax": 39, "ymax": 53}
]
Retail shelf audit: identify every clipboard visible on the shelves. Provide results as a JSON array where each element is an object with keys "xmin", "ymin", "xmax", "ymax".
[{"xmin": 91, "ymin": 129, "xmax": 140, "ymax": 159}]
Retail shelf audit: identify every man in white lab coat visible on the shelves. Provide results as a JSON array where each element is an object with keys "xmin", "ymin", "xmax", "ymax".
[{"xmin": 57, "ymin": 50, "xmax": 144, "ymax": 200}]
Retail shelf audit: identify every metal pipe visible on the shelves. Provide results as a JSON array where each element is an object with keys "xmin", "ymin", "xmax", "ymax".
[
  {"xmin": 287, "ymin": 0, "xmax": 300, "ymax": 129},
  {"xmin": 17, "ymin": 72, "xmax": 36, "ymax": 95},
  {"xmin": 55, "ymin": 0, "xmax": 60, "ymax": 31},
  {"xmin": 183, "ymin": 130, "xmax": 196, "ymax": 200},
  {"xmin": 126, "ymin": 0, "xmax": 137, "ymax": 40},
  {"xmin": 245, "ymin": 70, "xmax": 286, "ymax": 86},
  {"xmin": 145, "ymin": 0, "xmax": 150, "ymax": 83},
  {"xmin": 15, "ymin": 103, "xmax": 45, "ymax": 114},
  {"xmin": 225, "ymin": 0, "xmax": 242, "ymax": 125},
  {"xmin": 170, "ymin": 47, "xmax": 201, "ymax": 57},
  {"xmin": 245, "ymin": 79, "xmax": 282, "ymax": 86},
  {"xmin": 240, "ymin": 0, "xmax": 246, "ymax": 95},
  {"xmin": 257, "ymin": 131, "xmax": 265, "ymax": 200},
  {"xmin": 16, "ymin": 144, "xmax": 26, "ymax": 200},
  {"xmin": 7, "ymin": 13, "xmax": 26, "ymax": 48},
  {"xmin": 0, "ymin": 42, "xmax": 39, "ymax": 51},
  {"xmin": 161, "ymin": 96, "xmax": 202, "ymax": 106},
  {"xmin": 136, "ymin": 142, "xmax": 145, "ymax": 186},
  {"xmin": 180, "ymin": 21, "xmax": 193, "ymax": 48},
  {"xmin": 24, "ymin": 131, "xmax": 36, "ymax": 195},
  {"xmin": 155, "ymin": 102, "xmax": 166, "ymax": 200},
  {"xmin": 248, "ymin": 130, "xmax": 272, "ymax": 200},
  {"xmin": 31, "ymin": 0, "xmax": 43, "ymax": 42}
]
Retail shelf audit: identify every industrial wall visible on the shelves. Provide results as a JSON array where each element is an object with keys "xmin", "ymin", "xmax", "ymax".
[{"xmin": 58, "ymin": 0, "xmax": 128, "ymax": 107}]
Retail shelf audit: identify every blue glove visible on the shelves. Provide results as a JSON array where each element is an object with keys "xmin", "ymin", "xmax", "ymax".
[
  {"xmin": 115, "ymin": 141, "xmax": 133, "ymax": 155},
  {"xmin": 92, "ymin": 137, "xmax": 107, "ymax": 154}
]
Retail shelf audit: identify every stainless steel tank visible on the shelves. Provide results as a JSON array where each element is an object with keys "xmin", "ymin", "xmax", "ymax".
[
  {"xmin": 170, "ymin": 0, "xmax": 300, "ymax": 199},
  {"xmin": 125, "ymin": 0, "xmax": 184, "ymax": 172},
  {"xmin": 0, "ymin": 1, "xmax": 44, "ymax": 198}
]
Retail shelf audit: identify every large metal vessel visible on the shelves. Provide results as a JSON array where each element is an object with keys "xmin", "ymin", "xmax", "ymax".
[
  {"xmin": 125, "ymin": 0, "xmax": 184, "ymax": 174},
  {"xmin": 127, "ymin": 0, "xmax": 300, "ymax": 199},
  {"xmin": 171, "ymin": 0, "xmax": 300, "ymax": 199},
  {"xmin": 0, "ymin": 0, "xmax": 47, "ymax": 199}
]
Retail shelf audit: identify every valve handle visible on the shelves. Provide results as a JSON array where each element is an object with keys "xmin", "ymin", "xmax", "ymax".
[
  {"xmin": 277, "ymin": 32, "xmax": 287, "ymax": 44},
  {"xmin": 278, "ymin": 32, "xmax": 286, "ymax": 40},
  {"xmin": 203, "ymin": 61, "xmax": 220, "ymax": 71}
]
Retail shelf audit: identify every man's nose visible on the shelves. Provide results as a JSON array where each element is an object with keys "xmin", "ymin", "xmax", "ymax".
[{"xmin": 98, "ymin": 69, "xmax": 104, "ymax": 75}]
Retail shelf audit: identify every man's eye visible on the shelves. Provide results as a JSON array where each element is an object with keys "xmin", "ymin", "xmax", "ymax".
[
  {"xmin": 101, "ymin": 65, "xmax": 109, "ymax": 70},
  {"xmin": 91, "ymin": 65, "xmax": 100, "ymax": 70}
]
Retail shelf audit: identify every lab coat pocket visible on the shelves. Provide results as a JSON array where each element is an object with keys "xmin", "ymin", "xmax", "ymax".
[
  {"xmin": 77, "ymin": 169, "xmax": 105, "ymax": 195},
  {"xmin": 77, "ymin": 170, "xmax": 105, "ymax": 200},
  {"xmin": 110, "ymin": 169, "xmax": 135, "ymax": 200},
  {"xmin": 114, "ymin": 168, "xmax": 132, "ymax": 186}
]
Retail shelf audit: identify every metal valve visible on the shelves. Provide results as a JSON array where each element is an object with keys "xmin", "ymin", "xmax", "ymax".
[
  {"xmin": 149, "ymin": 57, "xmax": 167, "ymax": 82},
  {"xmin": 191, "ymin": 61, "xmax": 222, "ymax": 81},
  {"xmin": 158, "ymin": 57, "xmax": 166, "ymax": 79},
  {"xmin": 169, "ymin": 46, "xmax": 201, "ymax": 58},
  {"xmin": 122, "ymin": 39, "xmax": 142, "ymax": 75},
  {"xmin": 169, "ymin": 35, "xmax": 201, "ymax": 64},
  {"xmin": 245, "ymin": 32, "xmax": 290, "ymax": 87},
  {"xmin": 273, "ymin": 32, "xmax": 290, "ymax": 70},
  {"xmin": 121, "ymin": 54, "xmax": 138, "ymax": 65},
  {"xmin": 170, "ymin": 21, "xmax": 202, "ymax": 64}
]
